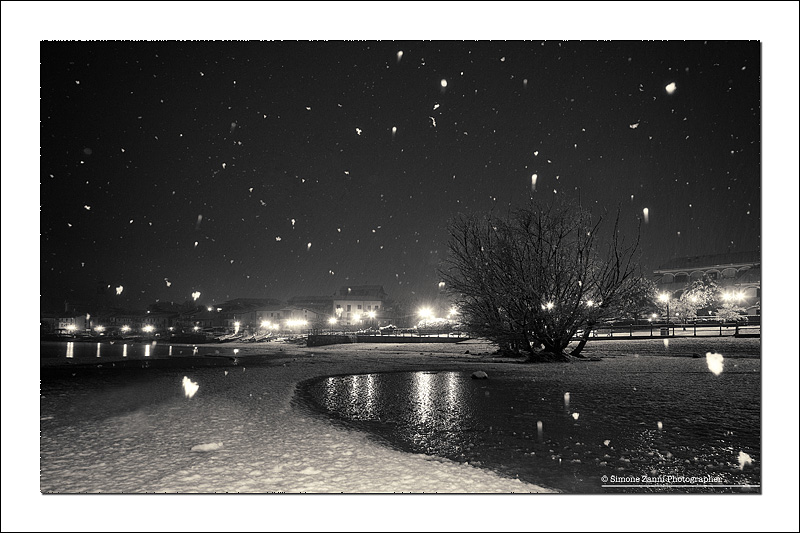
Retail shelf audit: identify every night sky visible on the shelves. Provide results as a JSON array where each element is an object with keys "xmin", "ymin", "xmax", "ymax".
[{"xmin": 39, "ymin": 39, "xmax": 762, "ymax": 310}]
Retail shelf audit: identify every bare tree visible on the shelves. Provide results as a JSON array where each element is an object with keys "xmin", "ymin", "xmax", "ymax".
[{"xmin": 440, "ymin": 200, "xmax": 652, "ymax": 362}]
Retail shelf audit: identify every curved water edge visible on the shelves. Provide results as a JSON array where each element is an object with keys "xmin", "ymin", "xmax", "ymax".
[{"xmin": 295, "ymin": 362, "xmax": 761, "ymax": 494}]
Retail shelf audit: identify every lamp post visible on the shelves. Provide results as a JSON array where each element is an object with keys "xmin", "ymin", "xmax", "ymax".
[
  {"xmin": 659, "ymin": 293, "xmax": 670, "ymax": 327},
  {"xmin": 328, "ymin": 317, "xmax": 337, "ymax": 334}
]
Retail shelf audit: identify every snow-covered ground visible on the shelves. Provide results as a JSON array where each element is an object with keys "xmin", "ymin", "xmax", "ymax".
[
  {"xmin": 40, "ymin": 340, "xmax": 554, "ymax": 494},
  {"xmin": 17, "ymin": 336, "xmax": 798, "ymax": 531}
]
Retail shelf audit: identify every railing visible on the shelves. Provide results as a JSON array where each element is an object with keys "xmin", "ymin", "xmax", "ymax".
[
  {"xmin": 311, "ymin": 329, "xmax": 470, "ymax": 339},
  {"xmin": 574, "ymin": 322, "xmax": 760, "ymax": 340}
]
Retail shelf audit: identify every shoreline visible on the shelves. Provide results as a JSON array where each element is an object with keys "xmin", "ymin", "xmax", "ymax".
[{"xmin": 39, "ymin": 337, "xmax": 760, "ymax": 493}]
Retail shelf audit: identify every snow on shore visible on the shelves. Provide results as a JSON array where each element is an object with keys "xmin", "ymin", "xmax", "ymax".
[{"xmin": 40, "ymin": 340, "xmax": 555, "ymax": 494}]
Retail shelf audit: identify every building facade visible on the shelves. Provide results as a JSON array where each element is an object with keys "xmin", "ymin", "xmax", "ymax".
[
  {"xmin": 653, "ymin": 251, "xmax": 761, "ymax": 316},
  {"xmin": 332, "ymin": 285, "xmax": 387, "ymax": 326}
]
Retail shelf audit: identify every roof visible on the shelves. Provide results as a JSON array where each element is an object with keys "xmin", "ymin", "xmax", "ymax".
[
  {"xmin": 334, "ymin": 285, "xmax": 387, "ymax": 299},
  {"xmin": 287, "ymin": 295, "xmax": 334, "ymax": 307},
  {"xmin": 214, "ymin": 298, "xmax": 285, "ymax": 312},
  {"xmin": 655, "ymin": 250, "xmax": 760, "ymax": 271}
]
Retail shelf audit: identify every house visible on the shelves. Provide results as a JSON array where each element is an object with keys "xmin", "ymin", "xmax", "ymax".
[
  {"xmin": 332, "ymin": 285, "xmax": 387, "ymax": 326},
  {"xmin": 56, "ymin": 314, "xmax": 92, "ymax": 334}
]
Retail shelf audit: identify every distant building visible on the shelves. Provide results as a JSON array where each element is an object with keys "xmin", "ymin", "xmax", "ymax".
[
  {"xmin": 56, "ymin": 313, "xmax": 94, "ymax": 334},
  {"xmin": 287, "ymin": 295, "xmax": 334, "ymax": 316},
  {"xmin": 106, "ymin": 310, "xmax": 149, "ymax": 331},
  {"xmin": 332, "ymin": 285, "xmax": 387, "ymax": 325},
  {"xmin": 653, "ymin": 251, "xmax": 760, "ymax": 316}
]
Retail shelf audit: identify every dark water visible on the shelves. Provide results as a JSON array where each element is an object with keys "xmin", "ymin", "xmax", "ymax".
[
  {"xmin": 39, "ymin": 342, "xmax": 270, "ymax": 428},
  {"xmin": 296, "ymin": 363, "xmax": 761, "ymax": 493}
]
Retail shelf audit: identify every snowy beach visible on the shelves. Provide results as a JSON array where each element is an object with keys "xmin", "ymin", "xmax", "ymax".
[
  {"xmin": 41, "ymin": 340, "xmax": 555, "ymax": 494},
  {"xmin": 40, "ymin": 337, "xmax": 760, "ymax": 494}
]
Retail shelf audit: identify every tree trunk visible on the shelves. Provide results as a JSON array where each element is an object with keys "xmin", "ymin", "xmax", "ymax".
[
  {"xmin": 524, "ymin": 350, "xmax": 572, "ymax": 363},
  {"xmin": 570, "ymin": 327, "xmax": 594, "ymax": 358}
]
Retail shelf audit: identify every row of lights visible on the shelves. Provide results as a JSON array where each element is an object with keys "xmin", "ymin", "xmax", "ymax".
[{"xmin": 65, "ymin": 324, "xmax": 154, "ymax": 333}]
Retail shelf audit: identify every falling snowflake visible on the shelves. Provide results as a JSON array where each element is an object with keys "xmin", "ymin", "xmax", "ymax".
[
  {"xmin": 307, "ymin": 243, "xmax": 312, "ymax": 250},
  {"xmin": 115, "ymin": 286, "xmax": 123, "ymax": 295},
  {"xmin": 355, "ymin": 128, "xmax": 362, "ymax": 135},
  {"xmin": 429, "ymin": 117, "xmax": 437, "ymax": 127},
  {"xmin": 192, "ymin": 291, "xmax": 200, "ymax": 301},
  {"xmin": 275, "ymin": 236, "xmax": 281, "ymax": 241},
  {"xmin": 84, "ymin": 205, "xmax": 91, "ymax": 210},
  {"xmin": 643, "ymin": 207, "xmax": 649, "ymax": 223},
  {"xmin": 396, "ymin": 50, "xmax": 403, "ymax": 63},
  {"xmin": 165, "ymin": 279, "xmax": 172, "ymax": 287},
  {"xmin": 222, "ymin": 163, "xmax": 226, "ymax": 169},
  {"xmin": 440, "ymin": 79, "xmax": 447, "ymax": 88},
  {"xmin": 706, "ymin": 352, "xmax": 724, "ymax": 375},
  {"xmin": 433, "ymin": 103, "xmax": 440, "ymax": 110},
  {"xmin": 182, "ymin": 376, "xmax": 199, "ymax": 399},
  {"xmin": 629, "ymin": 122, "xmax": 639, "ymax": 129},
  {"xmin": 665, "ymin": 82, "xmax": 677, "ymax": 94},
  {"xmin": 737, "ymin": 451, "xmax": 753, "ymax": 470}
]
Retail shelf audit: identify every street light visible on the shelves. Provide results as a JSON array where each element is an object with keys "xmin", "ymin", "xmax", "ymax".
[
  {"xmin": 328, "ymin": 317, "xmax": 337, "ymax": 334},
  {"xmin": 367, "ymin": 311, "xmax": 376, "ymax": 329},
  {"xmin": 659, "ymin": 293, "xmax": 671, "ymax": 324}
]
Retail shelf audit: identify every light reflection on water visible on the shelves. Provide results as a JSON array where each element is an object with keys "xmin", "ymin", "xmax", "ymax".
[
  {"xmin": 413, "ymin": 372, "xmax": 434, "ymax": 425},
  {"xmin": 300, "ymin": 368, "xmax": 761, "ymax": 494},
  {"xmin": 43, "ymin": 341, "xmax": 238, "ymax": 363}
]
